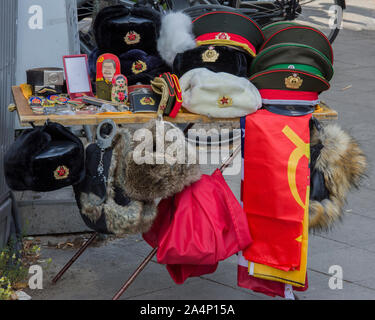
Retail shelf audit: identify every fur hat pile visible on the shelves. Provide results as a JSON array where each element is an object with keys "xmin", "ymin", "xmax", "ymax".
[
  {"xmin": 124, "ymin": 119, "xmax": 202, "ymax": 201},
  {"xmin": 309, "ymin": 123, "xmax": 367, "ymax": 231},
  {"xmin": 75, "ymin": 120, "xmax": 201, "ymax": 236}
]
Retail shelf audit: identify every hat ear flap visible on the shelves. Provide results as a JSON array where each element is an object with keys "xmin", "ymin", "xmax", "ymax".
[{"xmin": 157, "ymin": 12, "xmax": 196, "ymax": 67}]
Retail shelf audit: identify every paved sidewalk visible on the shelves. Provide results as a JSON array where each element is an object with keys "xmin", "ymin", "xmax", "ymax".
[{"xmin": 25, "ymin": 0, "xmax": 375, "ymax": 300}]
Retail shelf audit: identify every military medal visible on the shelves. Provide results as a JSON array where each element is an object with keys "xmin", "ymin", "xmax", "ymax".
[
  {"xmin": 125, "ymin": 31, "xmax": 141, "ymax": 45},
  {"xmin": 202, "ymin": 46, "xmax": 220, "ymax": 63},
  {"xmin": 285, "ymin": 73, "xmax": 303, "ymax": 89}
]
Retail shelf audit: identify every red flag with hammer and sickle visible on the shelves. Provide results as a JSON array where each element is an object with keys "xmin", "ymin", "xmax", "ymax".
[{"xmin": 242, "ymin": 109, "xmax": 311, "ymax": 271}]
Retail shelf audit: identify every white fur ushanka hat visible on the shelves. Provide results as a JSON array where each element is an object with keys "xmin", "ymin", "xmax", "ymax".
[{"xmin": 179, "ymin": 68, "xmax": 262, "ymax": 118}]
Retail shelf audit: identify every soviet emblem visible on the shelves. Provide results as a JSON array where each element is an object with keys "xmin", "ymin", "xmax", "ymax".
[
  {"xmin": 215, "ymin": 32, "xmax": 231, "ymax": 40},
  {"xmin": 132, "ymin": 60, "xmax": 147, "ymax": 74},
  {"xmin": 140, "ymin": 97, "xmax": 155, "ymax": 105},
  {"xmin": 202, "ymin": 46, "xmax": 219, "ymax": 63},
  {"xmin": 285, "ymin": 73, "xmax": 303, "ymax": 89},
  {"xmin": 54, "ymin": 165, "xmax": 69, "ymax": 180},
  {"xmin": 125, "ymin": 31, "xmax": 141, "ymax": 45},
  {"xmin": 217, "ymin": 96, "xmax": 233, "ymax": 108}
]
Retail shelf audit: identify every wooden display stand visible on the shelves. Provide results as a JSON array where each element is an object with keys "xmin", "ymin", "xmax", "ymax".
[
  {"xmin": 10, "ymin": 85, "xmax": 338, "ymax": 300},
  {"xmin": 12, "ymin": 86, "xmax": 338, "ymax": 126}
]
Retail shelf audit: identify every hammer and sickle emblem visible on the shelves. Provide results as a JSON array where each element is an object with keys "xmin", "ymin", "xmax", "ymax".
[{"xmin": 282, "ymin": 126, "xmax": 310, "ymax": 210}]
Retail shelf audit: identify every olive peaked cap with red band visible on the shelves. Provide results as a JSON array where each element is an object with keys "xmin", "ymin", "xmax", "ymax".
[{"xmin": 192, "ymin": 11, "xmax": 265, "ymax": 57}]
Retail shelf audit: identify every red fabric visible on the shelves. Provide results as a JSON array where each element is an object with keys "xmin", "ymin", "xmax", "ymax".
[
  {"xmin": 237, "ymin": 265, "xmax": 286, "ymax": 298},
  {"xmin": 242, "ymin": 110, "xmax": 311, "ymax": 271},
  {"xmin": 143, "ymin": 169, "xmax": 252, "ymax": 284},
  {"xmin": 259, "ymin": 89, "xmax": 319, "ymax": 101},
  {"xmin": 169, "ymin": 74, "xmax": 183, "ymax": 118}
]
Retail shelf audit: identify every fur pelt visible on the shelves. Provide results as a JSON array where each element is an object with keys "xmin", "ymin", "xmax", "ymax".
[
  {"xmin": 124, "ymin": 119, "xmax": 202, "ymax": 201},
  {"xmin": 76, "ymin": 129, "xmax": 157, "ymax": 236},
  {"xmin": 157, "ymin": 12, "xmax": 196, "ymax": 67},
  {"xmin": 309, "ymin": 124, "xmax": 367, "ymax": 231}
]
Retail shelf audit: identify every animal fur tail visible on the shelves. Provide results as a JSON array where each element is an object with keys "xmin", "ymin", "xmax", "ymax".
[
  {"xmin": 309, "ymin": 124, "xmax": 367, "ymax": 231},
  {"xmin": 157, "ymin": 12, "xmax": 196, "ymax": 67}
]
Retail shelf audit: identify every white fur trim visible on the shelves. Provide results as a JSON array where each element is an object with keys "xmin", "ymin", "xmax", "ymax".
[
  {"xmin": 180, "ymin": 68, "xmax": 262, "ymax": 118},
  {"xmin": 157, "ymin": 12, "xmax": 196, "ymax": 66}
]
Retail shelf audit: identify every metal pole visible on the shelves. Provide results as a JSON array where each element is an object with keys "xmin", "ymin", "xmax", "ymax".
[
  {"xmin": 112, "ymin": 247, "xmax": 158, "ymax": 300},
  {"xmin": 52, "ymin": 232, "xmax": 98, "ymax": 284}
]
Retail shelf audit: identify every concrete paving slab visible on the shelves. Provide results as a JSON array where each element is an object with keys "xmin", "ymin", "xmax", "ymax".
[{"xmin": 308, "ymin": 245, "xmax": 375, "ymax": 283}]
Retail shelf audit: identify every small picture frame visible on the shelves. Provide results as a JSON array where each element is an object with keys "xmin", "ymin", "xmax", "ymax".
[{"xmin": 63, "ymin": 54, "xmax": 94, "ymax": 100}]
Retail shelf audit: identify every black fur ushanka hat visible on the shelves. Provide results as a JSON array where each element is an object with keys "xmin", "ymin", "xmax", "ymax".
[
  {"xmin": 4, "ymin": 122, "xmax": 85, "ymax": 192},
  {"xmin": 93, "ymin": 4, "xmax": 161, "ymax": 55},
  {"xmin": 173, "ymin": 45, "xmax": 252, "ymax": 78}
]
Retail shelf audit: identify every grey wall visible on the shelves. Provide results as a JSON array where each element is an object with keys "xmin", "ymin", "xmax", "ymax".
[
  {"xmin": 15, "ymin": 0, "xmax": 80, "ymax": 129},
  {"xmin": 0, "ymin": 0, "xmax": 18, "ymax": 248}
]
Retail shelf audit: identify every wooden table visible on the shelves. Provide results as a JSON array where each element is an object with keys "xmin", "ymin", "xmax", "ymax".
[{"xmin": 12, "ymin": 86, "xmax": 338, "ymax": 126}]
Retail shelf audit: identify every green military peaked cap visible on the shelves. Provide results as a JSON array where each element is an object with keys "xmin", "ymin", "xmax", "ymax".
[
  {"xmin": 250, "ymin": 68, "xmax": 330, "ymax": 93},
  {"xmin": 250, "ymin": 43, "xmax": 334, "ymax": 81},
  {"xmin": 260, "ymin": 21, "xmax": 334, "ymax": 63}
]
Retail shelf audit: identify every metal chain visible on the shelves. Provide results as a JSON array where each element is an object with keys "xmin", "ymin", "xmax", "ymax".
[{"xmin": 97, "ymin": 147, "xmax": 107, "ymax": 184}]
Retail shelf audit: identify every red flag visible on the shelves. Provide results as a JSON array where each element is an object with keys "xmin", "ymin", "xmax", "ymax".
[{"xmin": 242, "ymin": 110, "xmax": 311, "ymax": 271}]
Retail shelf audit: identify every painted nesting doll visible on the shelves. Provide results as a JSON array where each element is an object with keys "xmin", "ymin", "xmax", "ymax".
[
  {"xmin": 96, "ymin": 53, "xmax": 121, "ymax": 101},
  {"xmin": 111, "ymin": 74, "xmax": 128, "ymax": 104}
]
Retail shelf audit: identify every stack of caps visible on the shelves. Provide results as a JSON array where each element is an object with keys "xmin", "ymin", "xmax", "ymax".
[
  {"xmin": 173, "ymin": 11, "xmax": 265, "ymax": 78},
  {"xmin": 166, "ymin": 11, "xmax": 264, "ymax": 118},
  {"xmin": 249, "ymin": 22, "xmax": 334, "ymax": 115}
]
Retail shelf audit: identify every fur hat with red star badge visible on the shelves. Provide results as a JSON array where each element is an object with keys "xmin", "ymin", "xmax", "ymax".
[
  {"xmin": 93, "ymin": 4, "xmax": 161, "ymax": 55},
  {"xmin": 179, "ymin": 68, "xmax": 262, "ymax": 118}
]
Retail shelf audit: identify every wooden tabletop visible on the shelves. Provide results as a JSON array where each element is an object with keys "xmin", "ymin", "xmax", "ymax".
[{"xmin": 12, "ymin": 86, "xmax": 338, "ymax": 126}]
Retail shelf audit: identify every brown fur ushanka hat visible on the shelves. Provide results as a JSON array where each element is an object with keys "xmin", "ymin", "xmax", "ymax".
[
  {"xmin": 74, "ymin": 120, "xmax": 202, "ymax": 236},
  {"xmin": 309, "ymin": 123, "xmax": 367, "ymax": 231}
]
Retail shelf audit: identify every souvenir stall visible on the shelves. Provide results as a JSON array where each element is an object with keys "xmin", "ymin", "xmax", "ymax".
[{"xmin": 5, "ymin": 4, "xmax": 367, "ymax": 300}]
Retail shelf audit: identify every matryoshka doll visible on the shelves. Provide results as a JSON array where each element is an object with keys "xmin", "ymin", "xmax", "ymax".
[{"xmin": 111, "ymin": 74, "xmax": 128, "ymax": 104}]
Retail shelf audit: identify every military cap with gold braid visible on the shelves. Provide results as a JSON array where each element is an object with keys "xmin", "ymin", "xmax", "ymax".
[
  {"xmin": 249, "ymin": 21, "xmax": 334, "ymax": 107},
  {"xmin": 192, "ymin": 11, "xmax": 265, "ymax": 58}
]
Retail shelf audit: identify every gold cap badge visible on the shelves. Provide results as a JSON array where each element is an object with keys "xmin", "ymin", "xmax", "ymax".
[
  {"xmin": 54, "ymin": 165, "xmax": 69, "ymax": 180},
  {"xmin": 202, "ymin": 46, "xmax": 219, "ymax": 63},
  {"xmin": 217, "ymin": 96, "xmax": 233, "ymax": 108},
  {"xmin": 285, "ymin": 74, "xmax": 303, "ymax": 89},
  {"xmin": 132, "ymin": 60, "xmax": 147, "ymax": 74},
  {"xmin": 140, "ymin": 97, "xmax": 155, "ymax": 105},
  {"xmin": 125, "ymin": 31, "xmax": 141, "ymax": 45},
  {"xmin": 215, "ymin": 32, "xmax": 231, "ymax": 40}
]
